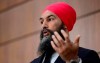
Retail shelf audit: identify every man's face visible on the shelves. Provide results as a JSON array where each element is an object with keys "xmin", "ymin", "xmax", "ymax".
[
  {"xmin": 38, "ymin": 10, "xmax": 63, "ymax": 54},
  {"xmin": 40, "ymin": 10, "xmax": 62, "ymax": 34}
]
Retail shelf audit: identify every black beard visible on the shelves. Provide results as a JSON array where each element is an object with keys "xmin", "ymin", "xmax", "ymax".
[
  {"xmin": 38, "ymin": 25, "xmax": 65, "ymax": 55},
  {"xmin": 38, "ymin": 29, "xmax": 54, "ymax": 55}
]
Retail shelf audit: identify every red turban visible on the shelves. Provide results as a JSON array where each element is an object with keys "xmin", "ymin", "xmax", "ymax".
[{"xmin": 43, "ymin": 2, "xmax": 76, "ymax": 31}]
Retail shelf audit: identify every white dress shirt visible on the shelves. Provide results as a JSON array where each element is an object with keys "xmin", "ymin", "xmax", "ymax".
[{"xmin": 50, "ymin": 52, "xmax": 82, "ymax": 63}]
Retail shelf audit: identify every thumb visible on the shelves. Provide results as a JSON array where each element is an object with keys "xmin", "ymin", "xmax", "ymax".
[{"xmin": 74, "ymin": 35, "xmax": 80, "ymax": 47}]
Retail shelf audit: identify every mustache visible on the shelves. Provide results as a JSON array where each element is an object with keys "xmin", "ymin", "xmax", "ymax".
[
  {"xmin": 40, "ymin": 27, "xmax": 65, "ymax": 43},
  {"xmin": 40, "ymin": 28, "xmax": 54, "ymax": 39}
]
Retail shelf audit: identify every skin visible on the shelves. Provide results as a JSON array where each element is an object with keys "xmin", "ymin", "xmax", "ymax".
[{"xmin": 39, "ymin": 10, "xmax": 80, "ymax": 63}]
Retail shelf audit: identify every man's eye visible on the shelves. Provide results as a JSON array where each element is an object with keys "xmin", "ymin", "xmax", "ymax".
[
  {"xmin": 48, "ymin": 18, "xmax": 55, "ymax": 21},
  {"xmin": 39, "ymin": 19, "xmax": 43, "ymax": 24},
  {"xmin": 39, "ymin": 18, "xmax": 44, "ymax": 24},
  {"xmin": 40, "ymin": 20, "xmax": 43, "ymax": 24}
]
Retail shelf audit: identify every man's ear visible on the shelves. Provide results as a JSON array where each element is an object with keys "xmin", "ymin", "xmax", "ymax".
[
  {"xmin": 62, "ymin": 25, "xmax": 69, "ymax": 33},
  {"xmin": 61, "ymin": 23, "xmax": 68, "ymax": 32},
  {"xmin": 63, "ymin": 25, "xmax": 67, "ymax": 30}
]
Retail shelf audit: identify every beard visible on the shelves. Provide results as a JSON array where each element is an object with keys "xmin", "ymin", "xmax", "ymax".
[{"xmin": 38, "ymin": 25, "xmax": 65, "ymax": 55}]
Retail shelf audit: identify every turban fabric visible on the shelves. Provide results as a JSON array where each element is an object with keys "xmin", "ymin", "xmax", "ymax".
[{"xmin": 43, "ymin": 2, "xmax": 76, "ymax": 31}]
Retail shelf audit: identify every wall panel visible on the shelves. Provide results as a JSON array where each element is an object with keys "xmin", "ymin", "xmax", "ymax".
[{"xmin": 0, "ymin": 0, "xmax": 100, "ymax": 63}]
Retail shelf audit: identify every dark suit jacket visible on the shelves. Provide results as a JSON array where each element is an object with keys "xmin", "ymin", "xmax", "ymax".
[{"xmin": 31, "ymin": 47, "xmax": 100, "ymax": 63}]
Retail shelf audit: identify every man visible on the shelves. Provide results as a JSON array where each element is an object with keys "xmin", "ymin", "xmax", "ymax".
[{"xmin": 31, "ymin": 2, "xmax": 100, "ymax": 63}]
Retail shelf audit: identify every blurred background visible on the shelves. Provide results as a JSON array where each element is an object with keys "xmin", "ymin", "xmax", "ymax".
[{"xmin": 0, "ymin": 0, "xmax": 100, "ymax": 63}]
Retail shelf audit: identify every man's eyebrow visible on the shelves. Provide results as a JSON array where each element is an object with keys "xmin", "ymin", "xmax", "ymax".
[
  {"xmin": 39, "ymin": 15, "xmax": 56, "ymax": 20},
  {"xmin": 47, "ymin": 15, "xmax": 56, "ymax": 18},
  {"xmin": 39, "ymin": 17, "xmax": 43, "ymax": 21}
]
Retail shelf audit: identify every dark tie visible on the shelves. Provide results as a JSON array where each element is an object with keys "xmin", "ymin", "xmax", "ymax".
[{"xmin": 43, "ymin": 51, "xmax": 52, "ymax": 63}]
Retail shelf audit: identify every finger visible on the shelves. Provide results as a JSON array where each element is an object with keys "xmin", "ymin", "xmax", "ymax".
[
  {"xmin": 54, "ymin": 31, "xmax": 65, "ymax": 45},
  {"xmin": 51, "ymin": 41, "xmax": 58, "ymax": 52},
  {"xmin": 52, "ymin": 35, "xmax": 61, "ymax": 47},
  {"xmin": 74, "ymin": 35, "xmax": 80, "ymax": 47},
  {"xmin": 61, "ymin": 29, "xmax": 70, "ymax": 43}
]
